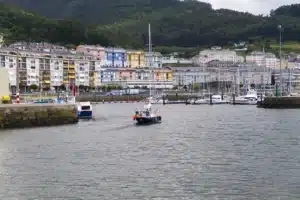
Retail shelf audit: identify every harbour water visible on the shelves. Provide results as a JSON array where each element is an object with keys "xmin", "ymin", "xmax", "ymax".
[{"xmin": 1, "ymin": 103, "xmax": 300, "ymax": 199}]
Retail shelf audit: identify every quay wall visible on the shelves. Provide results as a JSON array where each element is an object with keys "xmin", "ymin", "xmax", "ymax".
[
  {"xmin": 258, "ymin": 96, "xmax": 300, "ymax": 108},
  {"xmin": 75, "ymin": 95, "xmax": 190, "ymax": 102},
  {"xmin": 0, "ymin": 104, "xmax": 78, "ymax": 129}
]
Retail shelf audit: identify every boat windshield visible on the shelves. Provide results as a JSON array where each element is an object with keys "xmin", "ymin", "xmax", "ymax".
[{"xmin": 81, "ymin": 106, "xmax": 91, "ymax": 110}]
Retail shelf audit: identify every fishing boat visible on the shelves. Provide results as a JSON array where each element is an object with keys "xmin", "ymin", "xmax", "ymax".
[
  {"xmin": 133, "ymin": 103, "xmax": 162, "ymax": 125},
  {"xmin": 132, "ymin": 24, "xmax": 162, "ymax": 125},
  {"xmin": 77, "ymin": 102, "xmax": 93, "ymax": 119}
]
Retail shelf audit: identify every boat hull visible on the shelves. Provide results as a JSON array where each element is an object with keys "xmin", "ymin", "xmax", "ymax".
[
  {"xmin": 135, "ymin": 116, "xmax": 162, "ymax": 125},
  {"xmin": 78, "ymin": 111, "xmax": 93, "ymax": 119}
]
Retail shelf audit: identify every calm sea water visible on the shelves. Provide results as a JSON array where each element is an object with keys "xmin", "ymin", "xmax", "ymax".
[{"xmin": 0, "ymin": 103, "xmax": 300, "ymax": 200}]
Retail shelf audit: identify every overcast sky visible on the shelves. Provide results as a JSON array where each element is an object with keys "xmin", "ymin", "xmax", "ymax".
[{"xmin": 200, "ymin": 0, "xmax": 299, "ymax": 15}]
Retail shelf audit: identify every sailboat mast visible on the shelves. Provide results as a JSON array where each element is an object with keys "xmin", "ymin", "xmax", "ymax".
[{"xmin": 148, "ymin": 23, "xmax": 152, "ymax": 97}]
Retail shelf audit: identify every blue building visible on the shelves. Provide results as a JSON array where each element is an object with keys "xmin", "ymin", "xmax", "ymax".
[
  {"xmin": 105, "ymin": 48, "xmax": 127, "ymax": 67},
  {"xmin": 98, "ymin": 69, "xmax": 119, "ymax": 84}
]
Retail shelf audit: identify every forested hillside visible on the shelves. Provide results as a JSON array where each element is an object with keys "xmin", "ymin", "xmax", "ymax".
[{"xmin": 0, "ymin": 1, "xmax": 300, "ymax": 53}]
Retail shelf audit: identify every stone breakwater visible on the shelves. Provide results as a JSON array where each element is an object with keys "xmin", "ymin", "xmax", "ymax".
[
  {"xmin": 258, "ymin": 96, "xmax": 300, "ymax": 108},
  {"xmin": 0, "ymin": 104, "xmax": 78, "ymax": 129}
]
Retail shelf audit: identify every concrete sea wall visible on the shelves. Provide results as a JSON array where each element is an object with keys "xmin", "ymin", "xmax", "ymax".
[
  {"xmin": 0, "ymin": 104, "xmax": 78, "ymax": 129},
  {"xmin": 258, "ymin": 96, "xmax": 300, "ymax": 108},
  {"xmin": 75, "ymin": 95, "xmax": 190, "ymax": 102}
]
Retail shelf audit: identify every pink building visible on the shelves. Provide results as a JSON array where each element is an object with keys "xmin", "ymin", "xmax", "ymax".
[
  {"xmin": 76, "ymin": 45, "xmax": 105, "ymax": 60},
  {"xmin": 118, "ymin": 69, "xmax": 136, "ymax": 81}
]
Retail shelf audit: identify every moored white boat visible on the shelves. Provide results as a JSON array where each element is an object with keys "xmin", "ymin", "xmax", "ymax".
[
  {"xmin": 77, "ymin": 102, "xmax": 93, "ymax": 119},
  {"xmin": 205, "ymin": 94, "xmax": 229, "ymax": 104},
  {"xmin": 193, "ymin": 98, "xmax": 209, "ymax": 105},
  {"xmin": 230, "ymin": 89, "xmax": 258, "ymax": 105}
]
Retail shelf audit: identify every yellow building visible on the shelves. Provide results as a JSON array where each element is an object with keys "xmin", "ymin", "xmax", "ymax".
[
  {"xmin": 127, "ymin": 50, "xmax": 145, "ymax": 68},
  {"xmin": 63, "ymin": 60, "xmax": 75, "ymax": 85},
  {"xmin": 153, "ymin": 69, "xmax": 173, "ymax": 81}
]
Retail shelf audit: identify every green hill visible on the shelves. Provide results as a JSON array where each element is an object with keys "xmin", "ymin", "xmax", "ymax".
[{"xmin": 0, "ymin": 1, "xmax": 300, "ymax": 54}]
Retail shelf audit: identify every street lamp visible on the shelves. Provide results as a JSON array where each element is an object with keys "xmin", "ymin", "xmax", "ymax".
[{"xmin": 278, "ymin": 24, "xmax": 283, "ymax": 96}]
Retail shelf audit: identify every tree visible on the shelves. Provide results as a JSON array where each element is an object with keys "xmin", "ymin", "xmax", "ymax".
[
  {"xmin": 100, "ymin": 85, "xmax": 107, "ymax": 91},
  {"xmin": 43, "ymin": 87, "xmax": 50, "ymax": 91},
  {"xmin": 115, "ymin": 85, "xmax": 122, "ymax": 90},
  {"xmin": 79, "ymin": 84, "xmax": 85, "ymax": 91},
  {"xmin": 2, "ymin": 1, "xmax": 300, "ymax": 51},
  {"xmin": 106, "ymin": 85, "xmax": 112, "ymax": 92},
  {"xmin": 193, "ymin": 83, "xmax": 199, "ymax": 92},
  {"xmin": 29, "ymin": 84, "xmax": 38, "ymax": 91},
  {"xmin": 59, "ymin": 84, "xmax": 66, "ymax": 91}
]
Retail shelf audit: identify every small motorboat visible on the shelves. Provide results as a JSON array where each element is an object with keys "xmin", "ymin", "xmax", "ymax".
[
  {"xmin": 77, "ymin": 102, "xmax": 93, "ymax": 119},
  {"xmin": 132, "ymin": 103, "xmax": 162, "ymax": 125}
]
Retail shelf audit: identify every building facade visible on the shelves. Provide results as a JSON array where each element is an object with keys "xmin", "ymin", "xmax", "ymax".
[
  {"xmin": 76, "ymin": 45, "xmax": 105, "ymax": 61},
  {"xmin": 145, "ymin": 52, "xmax": 162, "ymax": 68},
  {"xmin": 195, "ymin": 48, "xmax": 244, "ymax": 64},
  {"xmin": 105, "ymin": 48, "xmax": 127, "ymax": 67},
  {"xmin": 127, "ymin": 50, "xmax": 145, "ymax": 68},
  {"xmin": 246, "ymin": 51, "xmax": 278, "ymax": 68}
]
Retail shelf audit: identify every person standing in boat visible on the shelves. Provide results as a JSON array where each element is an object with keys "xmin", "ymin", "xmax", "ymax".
[{"xmin": 145, "ymin": 109, "xmax": 150, "ymax": 116}]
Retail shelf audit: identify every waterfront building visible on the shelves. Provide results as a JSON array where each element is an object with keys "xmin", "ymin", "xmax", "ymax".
[
  {"xmin": 246, "ymin": 51, "xmax": 278, "ymax": 68},
  {"xmin": 0, "ymin": 35, "xmax": 4, "ymax": 48},
  {"xmin": 161, "ymin": 55, "xmax": 192, "ymax": 65},
  {"xmin": 63, "ymin": 58, "xmax": 75, "ymax": 86},
  {"xmin": 97, "ymin": 68, "xmax": 119, "ymax": 85},
  {"xmin": 25, "ymin": 53, "xmax": 40, "ymax": 87},
  {"xmin": 118, "ymin": 68, "xmax": 136, "ymax": 81},
  {"xmin": 153, "ymin": 68, "xmax": 173, "ymax": 81},
  {"xmin": 75, "ymin": 59, "xmax": 90, "ymax": 86},
  {"xmin": 135, "ymin": 69, "xmax": 150, "ymax": 81},
  {"xmin": 171, "ymin": 67, "xmax": 210, "ymax": 86},
  {"xmin": 39, "ymin": 56, "xmax": 51, "ymax": 90},
  {"xmin": 76, "ymin": 45, "xmax": 105, "ymax": 61},
  {"xmin": 8, "ymin": 42, "xmax": 70, "ymax": 54},
  {"xmin": 105, "ymin": 47, "xmax": 127, "ymax": 67},
  {"xmin": 127, "ymin": 50, "xmax": 145, "ymax": 68},
  {"xmin": 195, "ymin": 48, "xmax": 244, "ymax": 64},
  {"xmin": 0, "ymin": 52, "xmax": 17, "ymax": 91},
  {"xmin": 145, "ymin": 52, "xmax": 162, "ymax": 68},
  {"xmin": 49, "ymin": 56, "xmax": 64, "ymax": 88}
]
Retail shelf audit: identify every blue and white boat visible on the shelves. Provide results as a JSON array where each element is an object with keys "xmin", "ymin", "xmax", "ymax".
[{"xmin": 77, "ymin": 102, "xmax": 93, "ymax": 119}]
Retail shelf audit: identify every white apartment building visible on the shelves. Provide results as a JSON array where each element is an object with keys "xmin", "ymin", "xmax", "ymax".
[
  {"xmin": 0, "ymin": 35, "xmax": 4, "ymax": 48},
  {"xmin": 50, "ymin": 58, "xmax": 64, "ymax": 87},
  {"xmin": 145, "ymin": 52, "xmax": 163, "ymax": 68},
  {"xmin": 246, "ymin": 51, "xmax": 278, "ymax": 68},
  {"xmin": 26, "ymin": 57, "xmax": 40, "ymax": 86},
  {"xmin": 161, "ymin": 55, "xmax": 192, "ymax": 65},
  {"xmin": 75, "ymin": 60, "xmax": 90, "ymax": 86},
  {"xmin": 196, "ymin": 48, "xmax": 244, "ymax": 64},
  {"xmin": 0, "ymin": 54, "xmax": 17, "ymax": 87}
]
